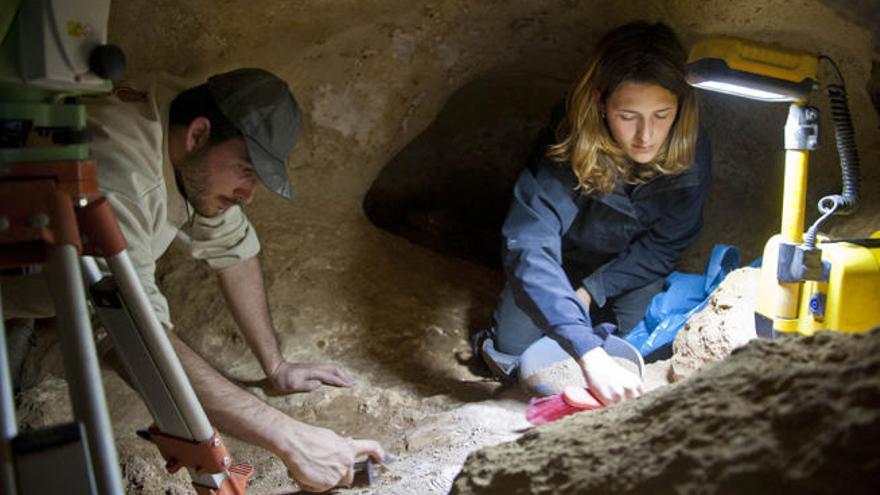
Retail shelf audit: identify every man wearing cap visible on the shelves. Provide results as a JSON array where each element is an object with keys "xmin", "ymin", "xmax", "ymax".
[{"xmin": 1, "ymin": 68, "xmax": 383, "ymax": 492}]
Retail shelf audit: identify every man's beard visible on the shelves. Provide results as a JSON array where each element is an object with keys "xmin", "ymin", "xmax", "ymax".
[{"xmin": 177, "ymin": 149, "xmax": 216, "ymax": 217}]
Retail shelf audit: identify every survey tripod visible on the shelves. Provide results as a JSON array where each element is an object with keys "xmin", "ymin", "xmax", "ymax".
[
  {"xmin": 1, "ymin": 1, "xmax": 252, "ymax": 493},
  {"xmin": 0, "ymin": 160, "xmax": 254, "ymax": 495}
]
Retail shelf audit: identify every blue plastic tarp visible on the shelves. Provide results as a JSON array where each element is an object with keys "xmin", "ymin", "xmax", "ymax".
[{"xmin": 625, "ymin": 245, "xmax": 742, "ymax": 356}]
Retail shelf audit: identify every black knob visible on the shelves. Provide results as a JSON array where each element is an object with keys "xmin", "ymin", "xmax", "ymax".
[{"xmin": 89, "ymin": 44, "xmax": 126, "ymax": 80}]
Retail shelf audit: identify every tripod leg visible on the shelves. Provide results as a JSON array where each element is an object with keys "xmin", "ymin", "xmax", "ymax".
[
  {"xmin": 0, "ymin": 293, "xmax": 18, "ymax": 495},
  {"xmin": 84, "ymin": 254, "xmax": 228, "ymax": 490},
  {"xmin": 46, "ymin": 245, "xmax": 123, "ymax": 495},
  {"xmin": 78, "ymin": 196, "xmax": 250, "ymax": 492},
  {"xmin": 93, "ymin": 254, "xmax": 213, "ymax": 439}
]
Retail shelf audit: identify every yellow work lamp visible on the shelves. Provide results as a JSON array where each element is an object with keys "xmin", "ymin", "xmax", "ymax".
[{"xmin": 686, "ymin": 36, "xmax": 880, "ymax": 337}]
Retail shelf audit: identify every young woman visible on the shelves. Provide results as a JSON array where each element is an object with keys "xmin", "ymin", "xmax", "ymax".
[{"xmin": 483, "ymin": 21, "xmax": 711, "ymax": 405}]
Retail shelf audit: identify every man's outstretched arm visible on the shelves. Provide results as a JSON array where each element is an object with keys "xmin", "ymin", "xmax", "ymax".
[
  {"xmin": 168, "ymin": 331, "xmax": 384, "ymax": 492},
  {"xmin": 217, "ymin": 256, "xmax": 354, "ymax": 392}
]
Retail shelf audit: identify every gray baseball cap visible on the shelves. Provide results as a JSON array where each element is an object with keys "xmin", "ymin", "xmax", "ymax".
[{"xmin": 208, "ymin": 68, "xmax": 302, "ymax": 200}]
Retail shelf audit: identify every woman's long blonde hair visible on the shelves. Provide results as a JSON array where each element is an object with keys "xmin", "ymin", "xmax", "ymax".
[{"xmin": 548, "ymin": 22, "xmax": 699, "ymax": 195}]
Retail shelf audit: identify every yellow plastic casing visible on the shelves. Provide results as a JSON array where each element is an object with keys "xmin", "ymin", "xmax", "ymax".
[
  {"xmin": 756, "ymin": 231, "xmax": 880, "ymax": 335},
  {"xmin": 756, "ymin": 235, "xmax": 802, "ymax": 334},
  {"xmin": 687, "ymin": 36, "xmax": 817, "ymax": 84},
  {"xmin": 800, "ymin": 232, "xmax": 880, "ymax": 334},
  {"xmin": 753, "ymin": 146, "xmax": 810, "ymax": 334}
]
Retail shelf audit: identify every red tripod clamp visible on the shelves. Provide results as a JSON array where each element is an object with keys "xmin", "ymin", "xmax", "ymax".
[{"xmin": 138, "ymin": 426, "xmax": 253, "ymax": 494}]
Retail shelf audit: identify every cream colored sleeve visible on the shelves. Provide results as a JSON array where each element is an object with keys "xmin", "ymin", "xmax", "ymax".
[
  {"xmin": 184, "ymin": 205, "xmax": 261, "ymax": 270},
  {"xmin": 102, "ymin": 190, "xmax": 173, "ymax": 328}
]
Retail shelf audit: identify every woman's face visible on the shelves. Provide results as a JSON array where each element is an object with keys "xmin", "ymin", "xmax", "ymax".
[{"xmin": 603, "ymin": 81, "xmax": 678, "ymax": 164}]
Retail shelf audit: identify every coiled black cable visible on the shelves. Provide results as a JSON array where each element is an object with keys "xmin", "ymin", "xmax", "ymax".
[
  {"xmin": 803, "ymin": 56, "xmax": 860, "ymax": 249},
  {"xmin": 818, "ymin": 55, "xmax": 860, "ymax": 216}
]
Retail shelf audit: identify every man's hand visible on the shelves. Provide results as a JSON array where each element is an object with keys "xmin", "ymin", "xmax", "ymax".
[
  {"xmin": 577, "ymin": 347, "xmax": 643, "ymax": 405},
  {"xmin": 269, "ymin": 362, "xmax": 356, "ymax": 393},
  {"xmin": 281, "ymin": 423, "xmax": 385, "ymax": 493},
  {"xmin": 169, "ymin": 333, "xmax": 382, "ymax": 493}
]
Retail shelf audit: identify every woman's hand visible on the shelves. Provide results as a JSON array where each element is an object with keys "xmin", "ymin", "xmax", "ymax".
[
  {"xmin": 577, "ymin": 347, "xmax": 643, "ymax": 405},
  {"xmin": 575, "ymin": 287, "xmax": 592, "ymax": 308}
]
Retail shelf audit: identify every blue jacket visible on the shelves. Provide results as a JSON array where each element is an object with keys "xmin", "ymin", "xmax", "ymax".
[{"xmin": 501, "ymin": 125, "xmax": 712, "ymax": 359}]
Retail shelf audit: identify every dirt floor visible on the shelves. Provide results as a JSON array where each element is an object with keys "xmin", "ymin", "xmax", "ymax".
[{"xmin": 15, "ymin": 266, "xmax": 803, "ymax": 495}]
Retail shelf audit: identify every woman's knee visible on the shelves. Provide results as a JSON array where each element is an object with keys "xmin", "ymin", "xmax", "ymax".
[
  {"xmin": 492, "ymin": 283, "xmax": 543, "ymax": 355},
  {"xmin": 612, "ymin": 277, "xmax": 666, "ymax": 334}
]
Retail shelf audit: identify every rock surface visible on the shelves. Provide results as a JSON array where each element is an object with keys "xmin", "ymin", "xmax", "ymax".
[
  {"xmin": 451, "ymin": 330, "xmax": 880, "ymax": 494},
  {"xmin": 670, "ymin": 267, "xmax": 760, "ymax": 381}
]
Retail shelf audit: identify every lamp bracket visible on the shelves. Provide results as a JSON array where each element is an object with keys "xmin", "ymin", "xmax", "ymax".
[
  {"xmin": 784, "ymin": 104, "xmax": 819, "ymax": 151},
  {"xmin": 777, "ymin": 242, "xmax": 830, "ymax": 283}
]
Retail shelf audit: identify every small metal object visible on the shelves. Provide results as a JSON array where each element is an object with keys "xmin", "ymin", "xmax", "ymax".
[
  {"xmin": 0, "ymin": 216, "xmax": 9, "ymax": 231},
  {"xmin": 784, "ymin": 104, "xmax": 819, "ymax": 151},
  {"xmin": 353, "ymin": 458, "xmax": 376, "ymax": 487}
]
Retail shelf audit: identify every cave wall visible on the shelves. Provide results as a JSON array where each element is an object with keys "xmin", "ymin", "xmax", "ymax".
[
  {"xmin": 362, "ymin": 70, "xmax": 570, "ymax": 267},
  {"xmin": 109, "ymin": 0, "xmax": 879, "ymax": 281},
  {"xmin": 360, "ymin": 2, "xmax": 880, "ymax": 271},
  {"xmin": 105, "ymin": 0, "xmax": 879, "ymax": 383}
]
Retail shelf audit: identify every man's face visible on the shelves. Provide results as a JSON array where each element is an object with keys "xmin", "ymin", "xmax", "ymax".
[{"xmin": 177, "ymin": 137, "xmax": 260, "ymax": 217}]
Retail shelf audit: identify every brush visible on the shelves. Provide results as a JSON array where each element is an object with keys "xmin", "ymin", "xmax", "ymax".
[{"xmin": 525, "ymin": 386, "xmax": 604, "ymax": 426}]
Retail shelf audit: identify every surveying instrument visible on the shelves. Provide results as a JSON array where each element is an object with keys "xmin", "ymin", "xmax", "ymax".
[{"xmin": 1, "ymin": 1, "xmax": 252, "ymax": 493}]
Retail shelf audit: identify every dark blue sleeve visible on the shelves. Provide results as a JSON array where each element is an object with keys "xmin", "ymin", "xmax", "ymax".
[
  {"xmin": 583, "ymin": 132, "xmax": 712, "ymax": 306},
  {"xmin": 501, "ymin": 158, "xmax": 604, "ymax": 359}
]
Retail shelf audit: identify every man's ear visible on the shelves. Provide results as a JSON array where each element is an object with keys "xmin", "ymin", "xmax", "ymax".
[{"xmin": 185, "ymin": 116, "xmax": 212, "ymax": 153}]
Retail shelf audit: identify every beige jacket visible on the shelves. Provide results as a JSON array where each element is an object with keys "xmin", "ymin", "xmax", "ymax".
[{"xmin": 85, "ymin": 79, "xmax": 260, "ymax": 328}]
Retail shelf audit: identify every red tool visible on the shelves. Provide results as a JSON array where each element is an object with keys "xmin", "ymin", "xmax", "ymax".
[{"xmin": 525, "ymin": 386, "xmax": 604, "ymax": 426}]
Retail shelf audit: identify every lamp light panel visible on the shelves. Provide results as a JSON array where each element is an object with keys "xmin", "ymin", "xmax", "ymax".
[{"xmin": 691, "ymin": 80, "xmax": 798, "ymax": 102}]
